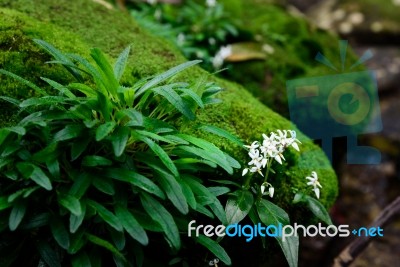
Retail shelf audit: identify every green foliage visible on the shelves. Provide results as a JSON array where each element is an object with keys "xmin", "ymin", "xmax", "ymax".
[
  {"xmin": 130, "ymin": 0, "xmax": 240, "ymax": 71},
  {"xmin": 0, "ymin": 40, "xmax": 240, "ymax": 266}
]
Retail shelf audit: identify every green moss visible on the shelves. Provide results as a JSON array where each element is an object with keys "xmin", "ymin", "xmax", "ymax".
[
  {"xmin": 219, "ymin": 0, "xmax": 361, "ymax": 115},
  {"xmin": 0, "ymin": 0, "xmax": 338, "ymax": 212}
]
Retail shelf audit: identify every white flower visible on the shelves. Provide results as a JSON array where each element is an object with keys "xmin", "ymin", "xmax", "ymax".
[
  {"xmin": 306, "ymin": 171, "xmax": 322, "ymax": 199},
  {"xmin": 206, "ymin": 0, "xmax": 217, "ymax": 8},
  {"xmin": 212, "ymin": 45, "xmax": 232, "ymax": 69},
  {"xmin": 177, "ymin": 33, "xmax": 186, "ymax": 45},
  {"xmin": 242, "ymin": 130, "xmax": 301, "ymax": 176},
  {"xmin": 261, "ymin": 182, "xmax": 274, "ymax": 198}
]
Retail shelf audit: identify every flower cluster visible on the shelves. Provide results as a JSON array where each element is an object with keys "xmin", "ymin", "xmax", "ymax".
[
  {"xmin": 242, "ymin": 130, "xmax": 301, "ymax": 177},
  {"xmin": 306, "ymin": 171, "xmax": 322, "ymax": 199}
]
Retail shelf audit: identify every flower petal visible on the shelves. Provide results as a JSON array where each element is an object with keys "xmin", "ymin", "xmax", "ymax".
[
  {"xmin": 242, "ymin": 168, "xmax": 249, "ymax": 176},
  {"xmin": 269, "ymin": 187, "xmax": 275, "ymax": 198}
]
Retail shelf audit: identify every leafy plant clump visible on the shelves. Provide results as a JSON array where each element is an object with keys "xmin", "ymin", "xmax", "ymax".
[
  {"xmin": 130, "ymin": 0, "xmax": 241, "ymax": 71},
  {"xmin": 0, "ymin": 40, "xmax": 242, "ymax": 266}
]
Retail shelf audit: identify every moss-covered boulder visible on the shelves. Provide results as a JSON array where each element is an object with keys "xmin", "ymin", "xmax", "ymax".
[
  {"xmin": 218, "ymin": 0, "xmax": 361, "ymax": 116},
  {"xmin": 0, "ymin": 0, "xmax": 337, "ymax": 211}
]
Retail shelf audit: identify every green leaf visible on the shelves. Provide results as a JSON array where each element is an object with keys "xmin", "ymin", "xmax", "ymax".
[
  {"xmin": 59, "ymin": 194, "xmax": 82, "ymax": 216},
  {"xmin": 114, "ymin": 46, "xmax": 131, "ymax": 81},
  {"xmin": 9, "ymin": 201, "xmax": 27, "ymax": 231},
  {"xmin": 16, "ymin": 163, "xmax": 52, "ymax": 191},
  {"xmin": 0, "ymin": 69, "xmax": 47, "ymax": 96},
  {"xmin": 72, "ymin": 252, "xmax": 91, "ymax": 267},
  {"xmin": 276, "ymin": 232, "xmax": 299, "ymax": 267},
  {"xmin": 256, "ymin": 198, "xmax": 290, "ymax": 226},
  {"xmin": 95, "ymin": 121, "xmax": 116, "ymax": 141},
  {"xmin": 140, "ymin": 192, "xmax": 180, "ymax": 250},
  {"xmin": 176, "ymin": 88, "xmax": 204, "ymax": 108},
  {"xmin": 179, "ymin": 179, "xmax": 197, "ymax": 210},
  {"xmin": 68, "ymin": 83, "xmax": 96, "ymax": 97},
  {"xmin": 135, "ymin": 130, "xmax": 176, "ymax": 144},
  {"xmin": 293, "ymin": 193, "xmax": 332, "ymax": 225},
  {"xmin": 71, "ymin": 137, "xmax": 91, "ymax": 161},
  {"xmin": 5, "ymin": 126, "xmax": 26, "ymax": 136},
  {"xmin": 50, "ymin": 218, "xmax": 70, "ymax": 250},
  {"xmin": 87, "ymin": 200, "xmax": 122, "ymax": 232},
  {"xmin": 93, "ymin": 177, "xmax": 115, "ymax": 195},
  {"xmin": 37, "ymin": 241, "xmax": 62, "ymax": 267},
  {"xmin": 70, "ymin": 201, "xmax": 86, "ymax": 233},
  {"xmin": 195, "ymin": 204, "xmax": 214, "ymax": 218},
  {"xmin": 104, "ymin": 168, "xmax": 165, "ymax": 199},
  {"xmin": 20, "ymin": 212, "xmax": 50, "ymax": 230},
  {"xmin": 54, "ymin": 125, "xmax": 83, "ymax": 142},
  {"xmin": 86, "ymin": 233, "xmax": 126, "ymax": 261},
  {"xmin": 110, "ymin": 126, "xmax": 130, "ymax": 157},
  {"xmin": 0, "ymin": 196, "xmax": 12, "ymax": 211},
  {"xmin": 32, "ymin": 143, "xmax": 59, "ymax": 163},
  {"xmin": 91, "ymin": 48, "xmax": 120, "ymax": 97},
  {"xmin": 41, "ymin": 77, "xmax": 76, "ymax": 99},
  {"xmin": 136, "ymin": 60, "xmax": 201, "ymax": 97},
  {"xmin": 199, "ymin": 125, "xmax": 243, "ymax": 146},
  {"xmin": 19, "ymin": 96, "xmax": 66, "ymax": 108},
  {"xmin": 225, "ymin": 190, "xmax": 254, "ymax": 225},
  {"xmin": 69, "ymin": 173, "xmax": 92, "ymax": 198},
  {"xmin": 34, "ymin": 39, "xmax": 82, "ymax": 81},
  {"xmin": 196, "ymin": 235, "xmax": 231, "ymax": 265},
  {"xmin": 136, "ymin": 134, "xmax": 179, "ymax": 177},
  {"xmin": 155, "ymin": 168, "xmax": 188, "ymax": 214},
  {"xmin": 121, "ymin": 109, "xmax": 143, "ymax": 127},
  {"xmin": 8, "ymin": 187, "xmax": 39, "ymax": 202},
  {"xmin": 209, "ymin": 186, "xmax": 230, "ymax": 197},
  {"xmin": 153, "ymin": 85, "xmax": 195, "ymax": 120},
  {"xmin": 179, "ymin": 146, "xmax": 233, "ymax": 174},
  {"xmin": 109, "ymin": 227, "xmax": 125, "ymax": 251},
  {"xmin": 82, "ymin": 156, "xmax": 112, "ymax": 167},
  {"xmin": 115, "ymin": 205, "xmax": 148, "ymax": 246},
  {"xmin": 184, "ymin": 176, "xmax": 227, "ymax": 225}
]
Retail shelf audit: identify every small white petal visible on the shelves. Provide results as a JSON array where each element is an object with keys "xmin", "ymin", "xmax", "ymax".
[
  {"xmin": 313, "ymin": 188, "xmax": 320, "ymax": 199},
  {"xmin": 291, "ymin": 142, "xmax": 300, "ymax": 151},
  {"xmin": 306, "ymin": 181, "xmax": 314, "ymax": 186},
  {"xmin": 274, "ymin": 155, "xmax": 282, "ymax": 164},
  {"xmin": 242, "ymin": 168, "xmax": 249, "ymax": 176},
  {"xmin": 261, "ymin": 185, "xmax": 266, "ymax": 194},
  {"xmin": 269, "ymin": 187, "xmax": 274, "ymax": 198}
]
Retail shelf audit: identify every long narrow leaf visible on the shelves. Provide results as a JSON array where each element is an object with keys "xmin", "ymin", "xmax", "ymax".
[
  {"xmin": 196, "ymin": 235, "xmax": 231, "ymax": 265},
  {"xmin": 0, "ymin": 69, "xmax": 47, "ymax": 96},
  {"xmin": 114, "ymin": 46, "xmax": 131, "ymax": 81},
  {"xmin": 140, "ymin": 193, "xmax": 180, "ymax": 250},
  {"xmin": 153, "ymin": 86, "xmax": 195, "ymax": 120},
  {"xmin": 136, "ymin": 60, "xmax": 201, "ymax": 97},
  {"xmin": 115, "ymin": 205, "xmax": 148, "ymax": 246}
]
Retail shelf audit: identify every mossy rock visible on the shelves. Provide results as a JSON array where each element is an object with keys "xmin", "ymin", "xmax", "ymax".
[
  {"xmin": 219, "ymin": 0, "xmax": 361, "ymax": 116},
  {"xmin": 0, "ymin": 1, "xmax": 338, "ymax": 264}
]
